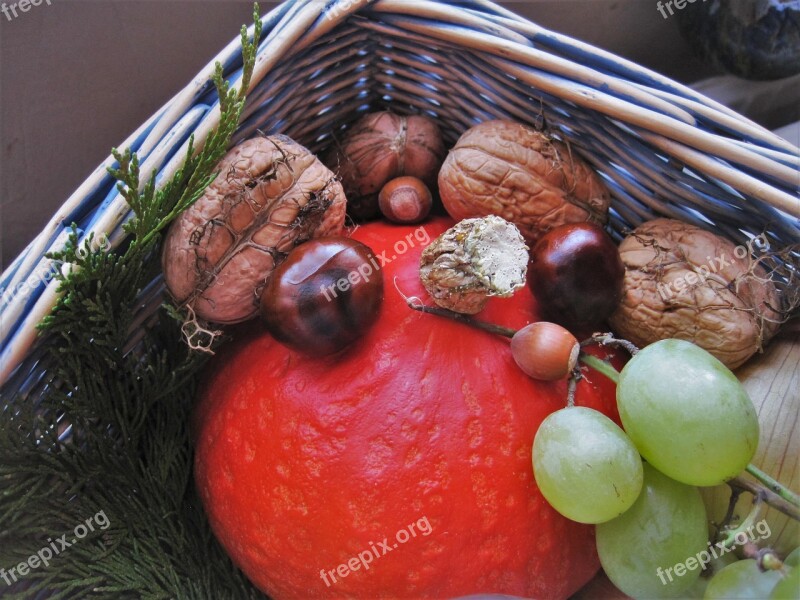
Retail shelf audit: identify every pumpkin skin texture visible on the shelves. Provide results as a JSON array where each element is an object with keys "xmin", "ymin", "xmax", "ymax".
[{"xmin": 193, "ymin": 217, "xmax": 621, "ymax": 599}]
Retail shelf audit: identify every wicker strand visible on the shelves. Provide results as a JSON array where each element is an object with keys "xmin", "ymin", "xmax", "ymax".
[{"xmin": 1, "ymin": 0, "xmax": 798, "ymax": 389}]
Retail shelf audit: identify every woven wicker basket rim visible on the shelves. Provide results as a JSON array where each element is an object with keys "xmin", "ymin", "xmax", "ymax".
[{"xmin": 1, "ymin": 0, "xmax": 798, "ymax": 389}]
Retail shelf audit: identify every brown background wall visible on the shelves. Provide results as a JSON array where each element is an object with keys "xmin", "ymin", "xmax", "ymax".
[{"xmin": 0, "ymin": 0, "xmax": 724, "ymax": 269}]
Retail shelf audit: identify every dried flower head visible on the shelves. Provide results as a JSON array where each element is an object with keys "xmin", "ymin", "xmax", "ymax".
[{"xmin": 419, "ymin": 216, "xmax": 529, "ymax": 314}]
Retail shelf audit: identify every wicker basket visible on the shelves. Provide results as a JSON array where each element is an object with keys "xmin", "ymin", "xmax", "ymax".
[{"xmin": 1, "ymin": 0, "xmax": 798, "ymax": 438}]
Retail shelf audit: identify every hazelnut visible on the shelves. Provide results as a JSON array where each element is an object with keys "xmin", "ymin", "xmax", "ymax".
[
  {"xmin": 511, "ymin": 322, "xmax": 580, "ymax": 381},
  {"xmin": 324, "ymin": 111, "xmax": 445, "ymax": 220},
  {"xmin": 378, "ymin": 176, "xmax": 432, "ymax": 224}
]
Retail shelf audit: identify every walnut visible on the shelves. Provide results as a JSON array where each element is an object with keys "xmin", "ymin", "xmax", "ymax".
[
  {"xmin": 438, "ymin": 120, "xmax": 610, "ymax": 243},
  {"xmin": 162, "ymin": 135, "xmax": 346, "ymax": 324},
  {"xmin": 419, "ymin": 216, "xmax": 529, "ymax": 314},
  {"xmin": 324, "ymin": 111, "xmax": 446, "ymax": 220},
  {"xmin": 609, "ymin": 218, "xmax": 781, "ymax": 369}
]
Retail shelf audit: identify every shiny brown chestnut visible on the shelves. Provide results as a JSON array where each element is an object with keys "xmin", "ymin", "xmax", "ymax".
[
  {"xmin": 528, "ymin": 222, "xmax": 624, "ymax": 330},
  {"xmin": 259, "ymin": 237, "xmax": 383, "ymax": 356}
]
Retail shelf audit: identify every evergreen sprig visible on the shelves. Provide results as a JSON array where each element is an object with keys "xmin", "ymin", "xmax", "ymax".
[{"xmin": 0, "ymin": 5, "xmax": 265, "ymax": 598}]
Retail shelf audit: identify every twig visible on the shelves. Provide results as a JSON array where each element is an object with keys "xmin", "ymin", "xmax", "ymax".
[
  {"xmin": 582, "ymin": 332, "xmax": 640, "ymax": 355},
  {"xmin": 728, "ymin": 475, "xmax": 800, "ymax": 522},
  {"xmin": 397, "ymin": 278, "xmax": 517, "ymax": 338},
  {"xmin": 566, "ymin": 368, "xmax": 580, "ymax": 407}
]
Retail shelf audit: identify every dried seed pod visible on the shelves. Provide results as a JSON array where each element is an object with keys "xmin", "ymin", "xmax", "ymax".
[
  {"xmin": 324, "ymin": 111, "xmax": 445, "ymax": 220},
  {"xmin": 163, "ymin": 135, "xmax": 347, "ymax": 324},
  {"xmin": 438, "ymin": 120, "xmax": 610, "ymax": 243},
  {"xmin": 609, "ymin": 218, "xmax": 782, "ymax": 369},
  {"xmin": 419, "ymin": 216, "xmax": 529, "ymax": 314}
]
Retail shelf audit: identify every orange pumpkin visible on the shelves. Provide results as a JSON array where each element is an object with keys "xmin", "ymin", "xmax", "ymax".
[{"xmin": 193, "ymin": 218, "xmax": 622, "ymax": 599}]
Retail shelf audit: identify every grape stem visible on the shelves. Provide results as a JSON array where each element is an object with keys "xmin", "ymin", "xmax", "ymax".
[
  {"xmin": 717, "ymin": 497, "xmax": 765, "ymax": 551},
  {"xmin": 566, "ymin": 370, "xmax": 580, "ymax": 408},
  {"xmin": 581, "ymin": 332, "xmax": 640, "ymax": 355},
  {"xmin": 577, "ymin": 353, "xmax": 620, "ymax": 384},
  {"xmin": 744, "ymin": 464, "xmax": 800, "ymax": 509},
  {"xmin": 741, "ymin": 543, "xmax": 786, "ymax": 573},
  {"xmin": 717, "ymin": 477, "xmax": 798, "ymax": 573},
  {"xmin": 727, "ymin": 475, "xmax": 800, "ymax": 522}
]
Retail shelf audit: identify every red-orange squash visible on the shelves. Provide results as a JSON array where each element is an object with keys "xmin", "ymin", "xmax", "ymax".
[{"xmin": 193, "ymin": 218, "xmax": 622, "ymax": 599}]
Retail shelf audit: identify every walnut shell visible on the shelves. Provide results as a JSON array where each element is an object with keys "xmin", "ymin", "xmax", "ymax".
[
  {"xmin": 438, "ymin": 120, "xmax": 610, "ymax": 243},
  {"xmin": 163, "ymin": 135, "xmax": 346, "ymax": 324},
  {"xmin": 609, "ymin": 218, "xmax": 781, "ymax": 369},
  {"xmin": 324, "ymin": 111, "xmax": 445, "ymax": 220}
]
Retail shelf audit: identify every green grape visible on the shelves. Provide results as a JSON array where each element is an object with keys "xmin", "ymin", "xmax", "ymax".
[
  {"xmin": 617, "ymin": 339, "xmax": 759, "ymax": 486},
  {"xmin": 785, "ymin": 547, "xmax": 800, "ymax": 568},
  {"xmin": 770, "ymin": 567, "xmax": 800, "ymax": 600},
  {"xmin": 596, "ymin": 463, "xmax": 708, "ymax": 599},
  {"xmin": 683, "ymin": 554, "xmax": 739, "ymax": 599},
  {"xmin": 704, "ymin": 559, "xmax": 783, "ymax": 599},
  {"xmin": 532, "ymin": 407, "xmax": 643, "ymax": 523}
]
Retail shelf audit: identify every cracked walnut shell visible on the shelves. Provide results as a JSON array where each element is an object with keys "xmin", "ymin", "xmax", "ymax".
[{"xmin": 162, "ymin": 135, "xmax": 347, "ymax": 324}]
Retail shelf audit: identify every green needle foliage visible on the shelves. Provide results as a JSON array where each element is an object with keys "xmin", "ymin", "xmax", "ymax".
[{"xmin": 0, "ymin": 5, "xmax": 266, "ymax": 598}]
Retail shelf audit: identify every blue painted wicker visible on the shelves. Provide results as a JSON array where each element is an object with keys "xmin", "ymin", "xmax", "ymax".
[{"xmin": 1, "ymin": 0, "xmax": 798, "ymax": 392}]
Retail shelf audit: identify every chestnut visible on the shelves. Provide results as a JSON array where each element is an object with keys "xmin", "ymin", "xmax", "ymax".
[
  {"xmin": 259, "ymin": 237, "xmax": 383, "ymax": 356},
  {"xmin": 528, "ymin": 222, "xmax": 624, "ymax": 330},
  {"xmin": 378, "ymin": 176, "xmax": 432, "ymax": 224}
]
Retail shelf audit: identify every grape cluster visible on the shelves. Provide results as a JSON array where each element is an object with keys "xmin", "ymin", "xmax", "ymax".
[{"xmin": 532, "ymin": 339, "xmax": 796, "ymax": 599}]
